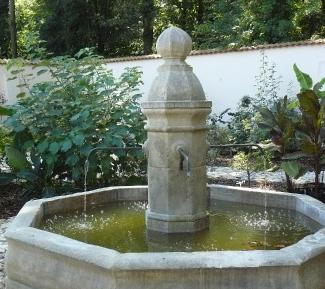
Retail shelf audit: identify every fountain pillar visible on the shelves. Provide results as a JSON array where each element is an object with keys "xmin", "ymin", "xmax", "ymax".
[{"xmin": 142, "ymin": 26, "xmax": 212, "ymax": 233}]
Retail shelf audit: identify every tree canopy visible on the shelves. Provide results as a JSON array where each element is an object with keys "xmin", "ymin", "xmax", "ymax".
[{"xmin": 0, "ymin": 0, "xmax": 324, "ymax": 59}]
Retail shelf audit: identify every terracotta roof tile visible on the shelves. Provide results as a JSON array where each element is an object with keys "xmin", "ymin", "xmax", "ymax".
[
  {"xmin": 105, "ymin": 39, "xmax": 325, "ymax": 63},
  {"xmin": 1, "ymin": 39, "xmax": 324, "ymax": 64}
]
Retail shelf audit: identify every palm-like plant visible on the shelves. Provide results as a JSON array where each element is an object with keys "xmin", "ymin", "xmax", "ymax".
[{"xmin": 258, "ymin": 96, "xmax": 297, "ymax": 192}]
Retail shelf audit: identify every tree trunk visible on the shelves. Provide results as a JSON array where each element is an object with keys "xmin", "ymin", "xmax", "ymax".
[
  {"xmin": 247, "ymin": 170, "xmax": 251, "ymax": 188},
  {"xmin": 285, "ymin": 173, "xmax": 294, "ymax": 193},
  {"xmin": 197, "ymin": 0, "xmax": 204, "ymax": 24},
  {"xmin": 142, "ymin": 0, "xmax": 155, "ymax": 55},
  {"xmin": 94, "ymin": 0, "xmax": 104, "ymax": 54},
  {"xmin": 8, "ymin": 0, "xmax": 17, "ymax": 58},
  {"xmin": 321, "ymin": 0, "xmax": 325, "ymax": 24},
  {"xmin": 315, "ymin": 160, "xmax": 320, "ymax": 193},
  {"xmin": 91, "ymin": 0, "xmax": 111, "ymax": 54},
  {"xmin": 180, "ymin": 1, "xmax": 189, "ymax": 30}
]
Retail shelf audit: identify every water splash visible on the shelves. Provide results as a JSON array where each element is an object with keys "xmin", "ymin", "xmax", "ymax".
[{"xmin": 40, "ymin": 200, "xmax": 320, "ymax": 253}]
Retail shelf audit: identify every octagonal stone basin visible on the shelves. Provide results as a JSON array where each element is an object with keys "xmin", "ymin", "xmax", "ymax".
[{"xmin": 5, "ymin": 185, "xmax": 325, "ymax": 289}]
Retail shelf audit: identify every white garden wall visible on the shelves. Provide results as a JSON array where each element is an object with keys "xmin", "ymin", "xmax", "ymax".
[
  {"xmin": 1, "ymin": 41, "xmax": 325, "ymax": 115},
  {"xmin": 106, "ymin": 43, "xmax": 325, "ymax": 115},
  {"xmin": 0, "ymin": 64, "xmax": 50, "ymax": 105}
]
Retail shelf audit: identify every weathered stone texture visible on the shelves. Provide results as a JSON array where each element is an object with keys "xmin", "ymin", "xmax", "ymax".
[{"xmin": 142, "ymin": 26, "xmax": 211, "ymax": 233}]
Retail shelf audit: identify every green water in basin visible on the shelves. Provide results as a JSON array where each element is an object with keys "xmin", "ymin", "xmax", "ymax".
[{"xmin": 39, "ymin": 200, "xmax": 322, "ymax": 252}]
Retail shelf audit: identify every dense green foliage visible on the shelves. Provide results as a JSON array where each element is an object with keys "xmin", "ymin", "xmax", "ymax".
[
  {"xmin": 1, "ymin": 0, "xmax": 324, "ymax": 58},
  {"xmin": 207, "ymin": 57, "xmax": 325, "ymax": 192},
  {"xmin": 231, "ymin": 150, "xmax": 272, "ymax": 187},
  {"xmin": 193, "ymin": 0, "xmax": 297, "ymax": 48},
  {"xmin": 258, "ymin": 65, "xmax": 325, "ymax": 192},
  {"xmin": 0, "ymin": 0, "xmax": 10, "ymax": 58},
  {"xmin": 15, "ymin": 0, "xmax": 46, "ymax": 58},
  {"xmin": 292, "ymin": 66, "xmax": 325, "ymax": 189},
  {"xmin": 257, "ymin": 96, "xmax": 297, "ymax": 191},
  {"xmin": 0, "ymin": 126, "xmax": 11, "ymax": 157},
  {"xmin": 226, "ymin": 52, "xmax": 282, "ymax": 144},
  {"xmin": 207, "ymin": 112, "xmax": 231, "ymax": 163},
  {"xmin": 0, "ymin": 50, "xmax": 146, "ymax": 197}
]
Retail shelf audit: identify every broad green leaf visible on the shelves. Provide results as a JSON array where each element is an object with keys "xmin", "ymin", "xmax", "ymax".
[
  {"xmin": 105, "ymin": 135, "xmax": 124, "ymax": 147},
  {"xmin": 72, "ymin": 134, "xmax": 85, "ymax": 146},
  {"xmin": 0, "ymin": 106, "xmax": 15, "ymax": 116},
  {"xmin": 65, "ymin": 154, "xmax": 79, "ymax": 166},
  {"xmin": 22, "ymin": 140, "xmax": 34, "ymax": 150},
  {"xmin": 61, "ymin": 139, "xmax": 72, "ymax": 152},
  {"xmin": 293, "ymin": 64, "xmax": 313, "ymax": 90},
  {"xmin": 281, "ymin": 161, "xmax": 303, "ymax": 179},
  {"xmin": 72, "ymin": 167, "xmax": 82, "ymax": 180},
  {"xmin": 297, "ymin": 90, "xmax": 319, "ymax": 116},
  {"xmin": 37, "ymin": 140, "xmax": 49, "ymax": 153},
  {"xmin": 301, "ymin": 140, "xmax": 318, "ymax": 154},
  {"xmin": 70, "ymin": 113, "xmax": 81, "ymax": 122},
  {"xmin": 80, "ymin": 110, "xmax": 90, "ymax": 119},
  {"xmin": 258, "ymin": 107, "xmax": 276, "ymax": 126},
  {"xmin": 111, "ymin": 110, "xmax": 124, "ymax": 120},
  {"xmin": 80, "ymin": 145, "xmax": 93, "ymax": 156},
  {"xmin": 317, "ymin": 91, "xmax": 325, "ymax": 98},
  {"xmin": 5, "ymin": 146, "xmax": 30, "ymax": 171},
  {"xmin": 49, "ymin": 142, "xmax": 60, "ymax": 154},
  {"xmin": 287, "ymin": 99, "xmax": 299, "ymax": 110},
  {"xmin": 16, "ymin": 92, "xmax": 26, "ymax": 98},
  {"xmin": 44, "ymin": 154, "xmax": 56, "ymax": 175},
  {"xmin": 281, "ymin": 123, "xmax": 295, "ymax": 142},
  {"xmin": 313, "ymin": 77, "xmax": 325, "ymax": 93}
]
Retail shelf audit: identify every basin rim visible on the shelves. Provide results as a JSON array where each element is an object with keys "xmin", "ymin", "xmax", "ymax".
[{"xmin": 6, "ymin": 184, "xmax": 325, "ymax": 271}]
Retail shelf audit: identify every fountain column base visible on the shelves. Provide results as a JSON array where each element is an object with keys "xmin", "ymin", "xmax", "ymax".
[{"xmin": 146, "ymin": 210, "xmax": 209, "ymax": 233}]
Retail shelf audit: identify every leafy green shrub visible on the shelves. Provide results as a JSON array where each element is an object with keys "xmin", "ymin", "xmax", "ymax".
[
  {"xmin": 258, "ymin": 64, "xmax": 325, "ymax": 193},
  {"xmin": 207, "ymin": 110, "xmax": 232, "ymax": 164},
  {"xmin": 0, "ymin": 125, "xmax": 12, "ymax": 175},
  {"xmin": 0, "ymin": 125, "xmax": 11, "ymax": 156},
  {"xmin": 227, "ymin": 52, "xmax": 283, "ymax": 144},
  {"xmin": 2, "ymin": 49, "xmax": 146, "ymax": 197},
  {"xmin": 207, "ymin": 125, "xmax": 232, "ymax": 164},
  {"xmin": 227, "ymin": 96, "xmax": 269, "ymax": 144},
  {"xmin": 257, "ymin": 96, "xmax": 298, "ymax": 192},
  {"xmin": 0, "ymin": 94, "xmax": 13, "ymax": 169},
  {"xmin": 231, "ymin": 150, "xmax": 272, "ymax": 187},
  {"xmin": 289, "ymin": 65, "xmax": 325, "ymax": 191}
]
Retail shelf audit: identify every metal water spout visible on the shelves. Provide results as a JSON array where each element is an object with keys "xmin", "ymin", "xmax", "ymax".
[
  {"xmin": 178, "ymin": 147, "xmax": 191, "ymax": 177},
  {"xmin": 141, "ymin": 26, "xmax": 212, "ymax": 233}
]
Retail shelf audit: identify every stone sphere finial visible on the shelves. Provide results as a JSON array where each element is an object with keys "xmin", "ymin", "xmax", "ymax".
[{"xmin": 156, "ymin": 26, "xmax": 192, "ymax": 59}]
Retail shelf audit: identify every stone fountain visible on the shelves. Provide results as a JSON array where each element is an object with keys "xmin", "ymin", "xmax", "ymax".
[
  {"xmin": 5, "ymin": 27, "xmax": 325, "ymax": 289},
  {"xmin": 142, "ymin": 26, "xmax": 211, "ymax": 233}
]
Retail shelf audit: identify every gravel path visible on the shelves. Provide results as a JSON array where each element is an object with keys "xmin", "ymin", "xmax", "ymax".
[
  {"xmin": 208, "ymin": 166, "xmax": 320, "ymax": 185},
  {"xmin": 0, "ymin": 218, "xmax": 13, "ymax": 289}
]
